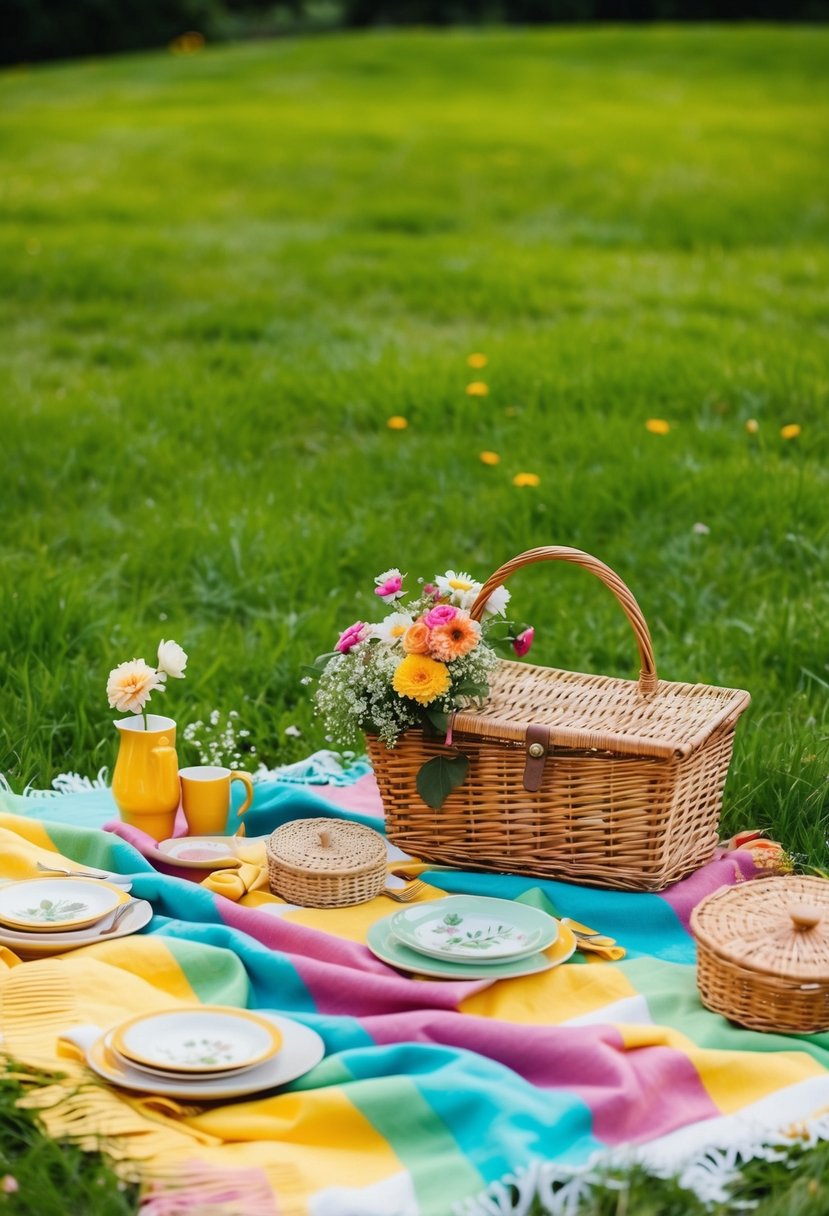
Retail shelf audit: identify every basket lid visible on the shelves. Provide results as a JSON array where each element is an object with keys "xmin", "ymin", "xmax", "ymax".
[
  {"xmin": 266, "ymin": 817, "xmax": 386, "ymax": 877},
  {"xmin": 690, "ymin": 876, "xmax": 829, "ymax": 982},
  {"xmin": 451, "ymin": 659, "xmax": 750, "ymax": 760}
]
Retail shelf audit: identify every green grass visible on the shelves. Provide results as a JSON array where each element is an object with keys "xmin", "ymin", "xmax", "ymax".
[{"xmin": 0, "ymin": 26, "xmax": 828, "ymax": 1214}]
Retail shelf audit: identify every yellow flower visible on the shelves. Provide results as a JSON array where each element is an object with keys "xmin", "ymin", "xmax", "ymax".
[
  {"xmin": 512, "ymin": 472, "xmax": 540, "ymax": 487},
  {"xmin": 467, "ymin": 353, "xmax": 488, "ymax": 369},
  {"xmin": 745, "ymin": 418, "xmax": 759, "ymax": 434},
  {"xmin": 387, "ymin": 416, "xmax": 408, "ymax": 430},
  {"xmin": 479, "ymin": 451, "xmax": 501, "ymax": 465},
  {"xmin": 780, "ymin": 424, "xmax": 801, "ymax": 440},
  {"xmin": 392, "ymin": 654, "xmax": 451, "ymax": 705},
  {"xmin": 170, "ymin": 30, "xmax": 205, "ymax": 54},
  {"xmin": 645, "ymin": 419, "xmax": 671, "ymax": 435},
  {"xmin": 466, "ymin": 382, "xmax": 489, "ymax": 397}
]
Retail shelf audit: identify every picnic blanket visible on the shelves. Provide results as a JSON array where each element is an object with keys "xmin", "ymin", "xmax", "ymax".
[{"xmin": 1, "ymin": 756, "xmax": 828, "ymax": 1216}]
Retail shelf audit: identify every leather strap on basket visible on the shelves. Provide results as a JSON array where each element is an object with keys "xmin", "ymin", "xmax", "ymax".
[
  {"xmin": 469, "ymin": 546, "xmax": 658, "ymax": 698},
  {"xmin": 523, "ymin": 724, "xmax": 551, "ymax": 792}
]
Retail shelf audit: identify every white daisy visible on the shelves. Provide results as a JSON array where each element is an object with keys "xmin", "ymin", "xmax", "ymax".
[
  {"xmin": 371, "ymin": 611, "xmax": 414, "ymax": 646},
  {"xmin": 435, "ymin": 570, "xmax": 481, "ymax": 610}
]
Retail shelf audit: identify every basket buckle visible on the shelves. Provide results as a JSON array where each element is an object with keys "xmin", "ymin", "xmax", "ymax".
[{"xmin": 523, "ymin": 725, "xmax": 551, "ymax": 793}]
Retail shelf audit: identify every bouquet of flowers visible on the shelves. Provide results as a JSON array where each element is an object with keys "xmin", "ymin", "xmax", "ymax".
[{"xmin": 312, "ymin": 567, "xmax": 533, "ymax": 807}]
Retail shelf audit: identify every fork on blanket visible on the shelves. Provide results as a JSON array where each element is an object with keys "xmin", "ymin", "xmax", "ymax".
[{"xmin": 381, "ymin": 879, "xmax": 427, "ymax": 903}]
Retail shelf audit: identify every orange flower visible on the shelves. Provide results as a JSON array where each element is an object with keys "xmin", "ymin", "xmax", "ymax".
[
  {"xmin": 745, "ymin": 418, "xmax": 759, "ymax": 434},
  {"xmin": 466, "ymin": 382, "xmax": 489, "ymax": 397},
  {"xmin": 392, "ymin": 655, "xmax": 451, "ymax": 705},
  {"xmin": 512, "ymin": 472, "xmax": 540, "ymax": 487},
  {"xmin": 402, "ymin": 621, "xmax": 431, "ymax": 655},
  {"xmin": 387, "ymin": 416, "xmax": 408, "ymax": 430},
  {"xmin": 645, "ymin": 419, "xmax": 671, "ymax": 435},
  {"xmin": 479, "ymin": 451, "xmax": 501, "ymax": 465},
  {"xmin": 780, "ymin": 424, "xmax": 801, "ymax": 440},
  {"xmin": 429, "ymin": 615, "xmax": 481, "ymax": 661},
  {"xmin": 467, "ymin": 353, "xmax": 488, "ymax": 369}
]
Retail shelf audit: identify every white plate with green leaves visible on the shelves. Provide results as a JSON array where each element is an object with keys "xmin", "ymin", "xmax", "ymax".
[
  {"xmin": 389, "ymin": 895, "xmax": 558, "ymax": 963},
  {"xmin": 0, "ymin": 877, "xmax": 130, "ymax": 933}
]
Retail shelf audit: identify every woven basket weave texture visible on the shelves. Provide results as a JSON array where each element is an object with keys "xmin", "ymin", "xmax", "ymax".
[
  {"xmin": 691, "ymin": 875, "xmax": 829, "ymax": 1033},
  {"xmin": 266, "ymin": 817, "xmax": 387, "ymax": 908},
  {"xmin": 370, "ymin": 546, "xmax": 750, "ymax": 893}
]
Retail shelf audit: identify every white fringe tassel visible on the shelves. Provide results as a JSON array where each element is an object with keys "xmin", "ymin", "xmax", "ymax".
[{"xmin": 455, "ymin": 1110, "xmax": 829, "ymax": 1215}]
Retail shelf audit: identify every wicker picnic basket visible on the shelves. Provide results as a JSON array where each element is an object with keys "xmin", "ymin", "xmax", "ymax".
[
  {"xmin": 366, "ymin": 546, "xmax": 751, "ymax": 893},
  {"xmin": 265, "ymin": 817, "xmax": 387, "ymax": 907},
  {"xmin": 691, "ymin": 876, "xmax": 829, "ymax": 1033}
]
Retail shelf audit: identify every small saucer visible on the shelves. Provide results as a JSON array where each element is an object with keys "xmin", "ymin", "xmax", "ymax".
[{"xmin": 157, "ymin": 837, "xmax": 243, "ymax": 870}]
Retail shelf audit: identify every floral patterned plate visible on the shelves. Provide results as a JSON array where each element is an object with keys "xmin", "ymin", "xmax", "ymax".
[
  {"xmin": 390, "ymin": 896, "xmax": 558, "ymax": 963},
  {"xmin": 77, "ymin": 1013, "xmax": 324, "ymax": 1099},
  {"xmin": 0, "ymin": 878, "xmax": 130, "ymax": 933},
  {"xmin": 367, "ymin": 915, "xmax": 576, "ymax": 980},
  {"xmin": 110, "ymin": 1006, "xmax": 283, "ymax": 1074}
]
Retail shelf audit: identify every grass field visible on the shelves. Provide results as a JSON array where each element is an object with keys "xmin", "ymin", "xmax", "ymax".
[
  {"xmin": 0, "ymin": 27, "xmax": 828, "ymax": 1211},
  {"xmin": 1, "ymin": 26, "xmax": 826, "ymax": 865}
]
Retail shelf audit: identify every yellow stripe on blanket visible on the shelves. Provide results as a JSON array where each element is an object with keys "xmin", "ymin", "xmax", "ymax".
[
  {"xmin": 619, "ymin": 1024, "xmax": 825, "ymax": 1112},
  {"xmin": 461, "ymin": 955, "xmax": 637, "ymax": 1023}
]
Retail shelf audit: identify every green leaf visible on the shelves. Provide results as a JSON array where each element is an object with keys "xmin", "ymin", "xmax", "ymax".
[
  {"xmin": 424, "ymin": 708, "xmax": 450, "ymax": 734},
  {"xmin": 416, "ymin": 753, "xmax": 470, "ymax": 809},
  {"xmin": 452, "ymin": 680, "xmax": 489, "ymax": 700}
]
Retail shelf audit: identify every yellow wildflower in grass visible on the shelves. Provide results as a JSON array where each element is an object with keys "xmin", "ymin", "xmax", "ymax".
[
  {"xmin": 170, "ymin": 30, "xmax": 205, "ymax": 54},
  {"xmin": 387, "ymin": 416, "xmax": 408, "ymax": 430},
  {"xmin": 745, "ymin": 418, "xmax": 759, "ymax": 434},
  {"xmin": 466, "ymin": 382, "xmax": 489, "ymax": 397},
  {"xmin": 781, "ymin": 424, "xmax": 801, "ymax": 440},
  {"xmin": 479, "ymin": 451, "xmax": 501, "ymax": 465},
  {"xmin": 512, "ymin": 472, "xmax": 540, "ymax": 488},
  {"xmin": 645, "ymin": 419, "xmax": 671, "ymax": 435},
  {"xmin": 467, "ymin": 353, "xmax": 488, "ymax": 369},
  {"xmin": 392, "ymin": 654, "xmax": 451, "ymax": 706}
]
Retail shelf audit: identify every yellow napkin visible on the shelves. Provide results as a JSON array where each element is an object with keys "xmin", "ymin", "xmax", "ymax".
[
  {"xmin": 560, "ymin": 918, "xmax": 626, "ymax": 962},
  {"xmin": 200, "ymin": 862, "xmax": 269, "ymax": 901}
]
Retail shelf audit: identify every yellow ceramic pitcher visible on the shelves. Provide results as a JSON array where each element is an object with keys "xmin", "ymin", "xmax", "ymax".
[{"xmin": 112, "ymin": 715, "xmax": 180, "ymax": 840}]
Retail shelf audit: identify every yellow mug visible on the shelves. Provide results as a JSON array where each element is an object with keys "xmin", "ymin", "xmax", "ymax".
[{"xmin": 179, "ymin": 765, "xmax": 254, "ymax": 837}]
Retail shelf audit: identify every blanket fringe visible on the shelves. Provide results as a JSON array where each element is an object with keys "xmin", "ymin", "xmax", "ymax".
[
  {"xmin": 139, "ymin": 1162, "xmax": 279, "ymax": 1216},
  {"xmin": 455, "ymin": 1109, "xmax": 829, "ymax": 1215}
]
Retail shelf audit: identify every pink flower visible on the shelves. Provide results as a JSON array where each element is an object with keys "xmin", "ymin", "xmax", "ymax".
[
  {"xmin": 423, "ymin": 604, "xmax": 458, "ymax": 628},
  {"xmin": 512, "ymin": 626, "xmax": 534, "ymax": 658},
  {"xmin": 335, "ymin": 621, "xmax": 367, "ymax": 654},
  {"xmin": 1, "ymin": 1177, "xmax": 19, "ymax": 1195},
  {"xmin": 373, "ymin": 567, "xmax": 405, "ymax": 603},
  {"xmin": 422, "ymin": 584, "xmax": 440, "ymax": 600}
]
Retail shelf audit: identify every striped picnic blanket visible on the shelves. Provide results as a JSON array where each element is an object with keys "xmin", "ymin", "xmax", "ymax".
[{"xmin": 0, "ymin": 757, "xmax": 827, "ymax": 1216}]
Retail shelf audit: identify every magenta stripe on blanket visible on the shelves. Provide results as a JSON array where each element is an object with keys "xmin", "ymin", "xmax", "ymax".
[{"xmin": 361, "ymin": 1011, "xmax": 719, "ymax": 1143}]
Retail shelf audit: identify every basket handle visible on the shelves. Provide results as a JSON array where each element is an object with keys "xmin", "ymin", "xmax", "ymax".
[{"xmin": 469, "ymin": 546, "xmax": 658, "ymax": 697}]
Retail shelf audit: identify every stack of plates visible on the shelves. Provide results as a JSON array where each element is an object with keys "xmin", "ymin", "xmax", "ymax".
[
  {"xmin": 367, "ymin": 895, "xmax": 577, "ymax": 979},
  {"xmin": 0, "ymin": 877, "xmax": 150, "ymax": 956},
  {"xmin": 83, "ymin": 1006, "xmax": 325, "ymax": 1099}
]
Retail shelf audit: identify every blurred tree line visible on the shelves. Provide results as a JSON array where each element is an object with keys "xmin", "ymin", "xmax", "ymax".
[{"xmin": 4, "ymin": 0, "xmax": 828, "ymax": 65}]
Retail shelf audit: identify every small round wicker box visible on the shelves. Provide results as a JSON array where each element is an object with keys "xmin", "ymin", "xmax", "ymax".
[
  {"xmin": 690, "ymin": 875, "xmax": 829, "ymax": 1034},
  {"xmin": 265, "ymin": 817, "xmax": 387, "ymax": 908}
]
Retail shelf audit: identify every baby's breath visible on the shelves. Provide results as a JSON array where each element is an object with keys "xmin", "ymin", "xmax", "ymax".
[{"xmin": 182, "ymin": 711, "xmax": 251, "ymax": 769}]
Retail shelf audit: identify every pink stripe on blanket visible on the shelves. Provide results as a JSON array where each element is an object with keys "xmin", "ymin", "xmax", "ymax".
[
  {"xmin": 362, "ymin": 1010, "xmax": 719, "ymax": 1143},
  {"xmin": 217, "ymin": 898, "xmax": 491, "ymax": 1015},
  {"xmin": 314, "ymin": 772, "xmax": 385, "ymax": 823},
  {"xmin": 662, "ymin": 849, "xmax": 758, "ymax": 930}
]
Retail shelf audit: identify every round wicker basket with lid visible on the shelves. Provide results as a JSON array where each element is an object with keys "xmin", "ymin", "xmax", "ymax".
[
  {"xmin": 265, "ymin": 817, "xmax": 387, "ymax": 908},
  {"xmin": 690, "ymin": 875, "xmax": 829, "ymax": 1033}
]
